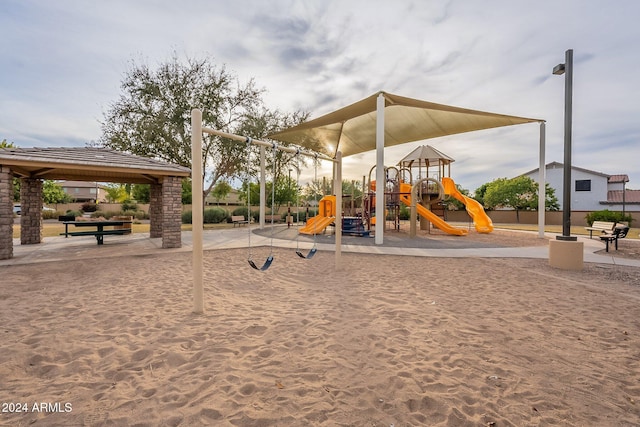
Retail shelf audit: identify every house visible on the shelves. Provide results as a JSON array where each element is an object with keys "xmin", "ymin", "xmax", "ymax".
[
  {"xmin": 521, "ymin": 162, "xmax": 640, "ymax": 212},
  {"xmin": 59, "ymin": 180, "xmax": 108, "ymax": 202},
  {"xmin": 205, "ymin": 188, "xmax": 243, "ymax": 206}
]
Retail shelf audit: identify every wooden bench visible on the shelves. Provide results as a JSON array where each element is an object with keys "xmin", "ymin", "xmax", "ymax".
[
  {"xmin": 264, "ymin": 214, "xmax": 282, "ymax": 223},
  {"xmin": 231, "ymin": 215, "xmax": 248, "ymax": 227},
  {"xmin": 599, "ymin": 225, "xmax": 630, "ymax": 252},
  {"xmin": 584, "ymin": 221, "xmax": 615, "ymax": 238}
]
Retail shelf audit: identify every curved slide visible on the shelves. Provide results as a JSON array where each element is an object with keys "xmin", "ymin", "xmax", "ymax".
[
  {"xmin": 441, "ymin": 177, "xmax": 494, "ymax": 233},
  {"xmin": 398, "ymin": 183, "xmax": 468, "ymax": 236}
]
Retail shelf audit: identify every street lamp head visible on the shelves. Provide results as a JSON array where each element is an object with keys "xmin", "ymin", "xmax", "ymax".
[{"xmin": 552, "ymin": 63, "xmax": 566, "ymax": 75}]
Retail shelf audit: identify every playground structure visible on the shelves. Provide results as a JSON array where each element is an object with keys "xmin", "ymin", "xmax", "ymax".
[
  {"xmin": 362, "ymin": 145, "xmax": 493, "ymax": 236},
  {"xmin": 295, "ymin": 145, "xmax": 493, "ymax": 238}
]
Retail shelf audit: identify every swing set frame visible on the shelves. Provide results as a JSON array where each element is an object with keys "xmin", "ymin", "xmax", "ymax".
[{"xmin": 190, "ymin": 109, "xmax": 343, "ymax": 313}]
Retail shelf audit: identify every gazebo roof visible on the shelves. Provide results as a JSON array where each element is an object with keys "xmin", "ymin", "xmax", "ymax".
[
  {"xmin": 397, "ymin": 145, "xmax": 455, "ymax": 168},
  {"xmin": 0, "ymin": 147, "xmax": 190, "ymax": 184}
]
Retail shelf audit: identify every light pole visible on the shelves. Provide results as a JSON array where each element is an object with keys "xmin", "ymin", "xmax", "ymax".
[{"xmin": 553, "ymin": 49, "xmax": 577, "ymax": 241}]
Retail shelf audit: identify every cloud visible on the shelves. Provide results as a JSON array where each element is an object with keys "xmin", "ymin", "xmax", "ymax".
[{"xmin": 1, "ymin": 0, "xmax": 639, "ymax": 191}]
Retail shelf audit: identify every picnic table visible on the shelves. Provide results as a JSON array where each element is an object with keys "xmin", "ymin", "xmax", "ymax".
[{"xmin": 61, "ymin": 220, "xmax": 132, "ymax": 245}]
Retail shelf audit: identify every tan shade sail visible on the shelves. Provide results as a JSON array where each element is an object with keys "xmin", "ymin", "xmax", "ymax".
[{"xmin": 269, "ymin": 91, "xmax": 543, "ymax": 158}]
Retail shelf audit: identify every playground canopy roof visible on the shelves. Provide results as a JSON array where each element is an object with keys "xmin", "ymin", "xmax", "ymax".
[
  {"xmin": 269, "ymin": 91, "xmax": 543, "ymax": 158},
  {"xmin": 398, "ymin": 145, "xmax": 455, "ymax": 168}
]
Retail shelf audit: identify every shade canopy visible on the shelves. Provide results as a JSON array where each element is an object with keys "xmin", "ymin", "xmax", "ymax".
[{"xmin": 269, "ymin": 91, "xmax": 542, "ymax": 158}]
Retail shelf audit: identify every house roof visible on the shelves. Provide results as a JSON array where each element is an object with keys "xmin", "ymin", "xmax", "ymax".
[
  {"xmin": 608, "ymin": 174, "xmax": 629, "ymax": 184},
  {"xmin": 521, "ymin": 161, "xmax": 612, "ymax": 179},
  {"xmin": 0, "ymin": 147, "xmax": 190, "ymax": 184},
  {"xmin": 59, "ymin": 180, "xmax": 109, "ymax": 189},
  {"xmin": 269, "ymin": 91, "xmax": 542, "ymax": 158},
  {"xmin": 603, "ymin": 190, "xmax": 640, "ymax": 205}
]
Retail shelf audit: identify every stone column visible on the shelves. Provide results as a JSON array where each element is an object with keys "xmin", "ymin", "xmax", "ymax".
[
  {"xmin": 149, "ymin": 183, "xmax": 162, "ymax": 238},
  {"xmin": 20, "ymin": 178, "xmax": 43, "ymax": 245},
  {"xmin": 162, "ymin": 176, "xmax": 182, "ymax": 248},
  {"xmin": 0, "ymin": 166, "xmax": 13, "ymax": 259}
]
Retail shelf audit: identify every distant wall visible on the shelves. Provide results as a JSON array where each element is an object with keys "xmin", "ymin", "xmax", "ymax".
[
  {"xmin": 49, "ymin": 203, "xmax": 150, "ymax": 213},
  {"xmin": 445, "ymin": 210, "xmax": 640, "ymax": 226}
]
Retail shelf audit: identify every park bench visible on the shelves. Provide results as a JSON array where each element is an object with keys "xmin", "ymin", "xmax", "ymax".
[
  {"xmin": 599, "ymin": 225, "xmax": 630, "ymax": 252},
  {"xmin": 231, "ymin": 215, "xmax": 248, "ymax": 227},
  {"xmin": 584, "ymin": 221, "xmax": 615, "ymax": 239},
  {"xmin": 264, "ymin": 214, "xmax": 282, "ymax": 223}
]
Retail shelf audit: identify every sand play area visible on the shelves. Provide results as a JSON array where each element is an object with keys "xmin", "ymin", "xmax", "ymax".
[{"xmin": 1, "ymin": 230, "xmax": 640, "ymax": 426}]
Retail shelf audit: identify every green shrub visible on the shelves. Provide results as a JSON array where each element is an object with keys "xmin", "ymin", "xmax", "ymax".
[
  {"xmin": 232, "ymin": 206, "xmax": 249, "ymax": 217},
  {"xmin": 65, "ymin": 210, "xmax": 82, "ymax": 218},
  {"xmin": 121, "ymin": 210, "xmax": 137, "ymax": 219},
  {"xmin": 121, "ymin": 200, "xmax": 138, "ymax": 212},
  {"xmin": 203, "ymin": 207, "xmax": 228, "ymax": 224},
  {"xmin": 585, "ymin": 210, "xmax": 633, "ymax": 227},
  {"xmin": 182, "ymin": 210, "xmax": 192, "ymax": 224},
  {"xmin": 398, "ymin": 205, "xmax": 410, "ymax": 220},
  {"xmin": 42, "ymin": 210, "xmax": 63, "ymax": 220},
  {"xmin": 81, "ymin": 202, "xmax": 98, "ymax": 212},
  {"xmin": 90, "ymin": 211, "xmax": 107, "ymax": 219}
]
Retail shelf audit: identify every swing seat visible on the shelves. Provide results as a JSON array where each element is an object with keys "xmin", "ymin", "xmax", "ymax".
[
  {"xmin": 248, "ymin": 255, "xmax": 274, "ymax": 271},
  {"xmin": 296, "ymin": 248, "xmax": 317, "ymax": 259}
]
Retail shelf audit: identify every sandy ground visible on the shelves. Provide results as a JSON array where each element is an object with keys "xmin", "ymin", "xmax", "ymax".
[{"xmin": 1, "ymin": 230, "xmax": 640, "ymax": 426}]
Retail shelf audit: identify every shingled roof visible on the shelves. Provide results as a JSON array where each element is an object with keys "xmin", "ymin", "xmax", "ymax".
[
  {"xmin": 603, "ymin": 190, "xmax": 640, "ymax": 205},
  {"xmin": 0, "ymin": 147, "xmax": 190, "ymax": 184}
]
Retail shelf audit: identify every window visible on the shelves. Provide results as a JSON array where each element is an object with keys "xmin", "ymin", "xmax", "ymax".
[{"xmin": 575, "ymin": 179, "xmax": 591, "ymax": 191}]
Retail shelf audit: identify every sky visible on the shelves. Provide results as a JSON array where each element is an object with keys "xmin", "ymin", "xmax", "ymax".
[{"xmin": 1, "ymin": 0, "xmax": 639, "ymax": 193}]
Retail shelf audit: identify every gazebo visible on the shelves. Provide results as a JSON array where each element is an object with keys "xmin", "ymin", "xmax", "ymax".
[
  {"xmin": 0, "ymin": 147, "xmax": 191, "ymax": 260},
  {"xmin": 397, "ymin": 145, "xmax": 456, "ymax": 181}
]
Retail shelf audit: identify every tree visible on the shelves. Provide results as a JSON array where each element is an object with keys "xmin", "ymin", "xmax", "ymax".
[
  {"xmin": 210, "ymin": 181, "xmax": 232, "ymax": 205},
  {"xmin": 473, "ymin": 183, "xmax": 489, "ymax": 208},
  {"xmin": 42, "ymin": 180, "xmax": 72, "ymax": 204},
  {"xmin": 104, "ymin": 184, "xmax": 129, "ymax": 203},
  {"xmin": 181, "ymin": 178, "xmax": 192, "ymax": 205},
  {"xmin": 1, "ymin": 139, "xmax": 20, "ymax": 201},
  {"xmin": 483, "ymin": 176, "xmax": 559, "ymax": 222},
  {"xmin": 131, "ymin": 184, "xmax": 150, "ymax": 203},
  {"xmin": 97, "ymin": 54, "xmax": 307, "ymax": 206},
  {"xmin": 442, "ymin": 183, "xmax": 471, "ymax": 211}
]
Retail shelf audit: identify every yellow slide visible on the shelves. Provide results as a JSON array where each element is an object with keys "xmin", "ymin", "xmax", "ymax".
[
  {"xmin": 398, "ymin": 183, "xmax": 467, "ymax": 236},
  {"xmin": 441, "ymin": 177, "xmax": 493, "ymax": 233},
  {"xmin": 299, "ymin": 195, "xmax": 336, "ymax": 235}
]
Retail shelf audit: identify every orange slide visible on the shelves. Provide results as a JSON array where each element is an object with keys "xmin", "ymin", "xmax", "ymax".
[
  {"xmin": 298, "ymin": 195, "xmax": 336, "ymax": 235},
  {"xmin": 398, "ymin": 183, "xmax": 468, "ymax": 236},
  {"xmin": 441, "ymin": 177, "xmax": 493, "ymax": 233}
]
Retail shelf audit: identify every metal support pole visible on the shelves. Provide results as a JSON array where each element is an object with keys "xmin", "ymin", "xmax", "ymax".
[
  {"xmin": 259, "ymin": 146, "xmax": 266, "ymax": 229},
  {"xmin": 555, "ymin": 49, "xmax": 576, "ymax": 241},
  {"xmin": 538, "ymin": 121, "xmax": 546, "ymax": 238},
  {"xmin": 375, "ymin": 93, "xmax": 385, "ymax": 245},
  {"xmin": 191, "ymin": 109, "xmax": 204, "ymax": 314},
  {"xmin": 335, "ymin": 151, "xmax": 342, "ymax": 270}
]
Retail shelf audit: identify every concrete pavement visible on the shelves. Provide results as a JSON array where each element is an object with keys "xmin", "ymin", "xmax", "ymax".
[{"xmin": 2, "ymin": 225, "xmax": 640, "ymax": 267}]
